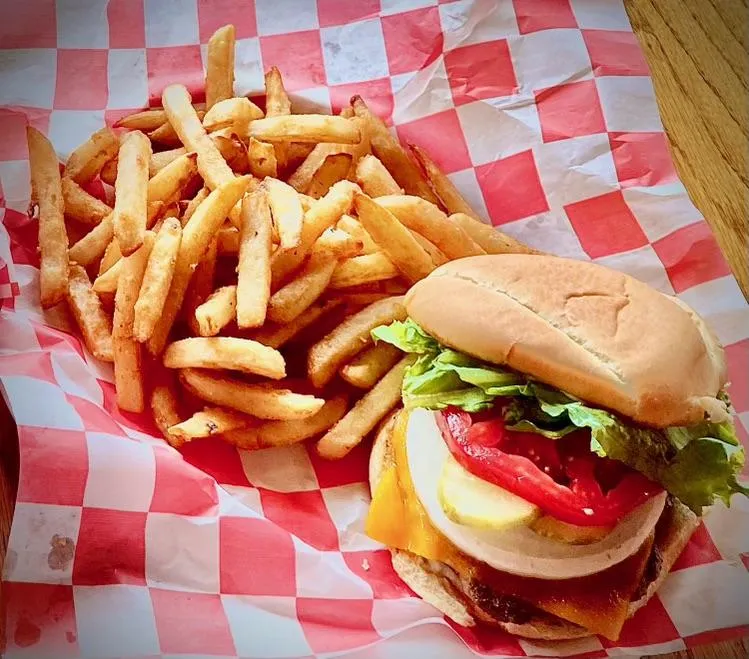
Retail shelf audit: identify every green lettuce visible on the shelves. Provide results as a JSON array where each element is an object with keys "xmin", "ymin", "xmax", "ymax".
[{"xmin": 372, "ymin": 319, "xmax": 748, "ymax": 514}]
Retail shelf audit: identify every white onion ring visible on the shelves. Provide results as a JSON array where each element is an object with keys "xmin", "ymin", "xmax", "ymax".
[{"xmin": 406, "ymin": 409, "xmax": 666, "ymax": 580}]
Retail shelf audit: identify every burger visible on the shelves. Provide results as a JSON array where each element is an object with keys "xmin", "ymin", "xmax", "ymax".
[{"xmin": 365, "ymin": 254, "xmax": 747, "ymax": 641}]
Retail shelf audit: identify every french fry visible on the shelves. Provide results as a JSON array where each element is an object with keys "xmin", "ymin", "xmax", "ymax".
[
  {"xmin": 168, "ymin": 406, "xmax": 251, "ymax": 445},
  {"xmin": 248, "ymin": 299, "xmax": 343, "ymax": 349},
  {"xmin": 247, "ymin": 137, "xmax": 278, "ymax": 179},
  {"xmin": 264, "ymin": 66, "xmax": 291, "ymax": 117},
  {"xmin": 151, "ymin": 147, "xmax": 187, "ymax": 175},
  {"xmin": 323, "ymin": 281, "xmax": 382, "ymax": 295},
  {"xmin": 250, "ymin": 115, "xmax": 360, "ymax": 144},
  {"xmin": 330, "ymin": 252, "xmax": 399, "ymax": 289},
  {"xmin": 307, "ymin": 152, "xmax": 353, "ymax": 199},
  {"xmin": 340, "ymin": 342, "xmax": 401, "ymax": 389},
  {"xmin": 264, "ymin": 66, "xmax": 292, "ymax": 173},
  {"xmin": 325, "ymin": 291, "xmax": 390, "ymax": 307},
  {"xmin": 355, "ymin": 154, "xmax": 403, "ymax": 197},
  {"xmin": 449, "ymin": 212, "xmax": 541, "ymax": 256},
  {"xmin": 203, "ymin": 97, "xmax": 263, "ymax": 133},
  {"xmin": 64, "ymin": 127, "xmax": 119, "ymax": 184},
  {"xmin": 162, "ymin": 84, "xmax": 235, "ymax": 191},
  {"xmin": 354, "ymin": 193, "xmax": 435, "ymax": 284},
  {"xmin": 92, "ymin": 258, "xmax": 122, "ymax": 294},
  {"xmin": 184, "ymin": 236, "xmax": 218, "ymax": 335},
  {"xmin": 216, "ymin": 226, "xmax": 239, "ymax": 254},
  {"xmin": 27, "ymin": 127, "xmax": 68, "ymax": 308},
  {"xmin": 113, "ymin": 130, "xmax": 151, "ymax": 255},
  {"xmin": 99, "ymin": 237, "xmax": 122, "ymax": 275},
  {"xmin": 265, "ymin": 178, "xmax": 303, "ymax": 249},
  {"xmin": 408, "ymin": 229, "xmax": 447, "ymax": 266},
  {"xmin": 267, "ymin": 251, "xmax": 337, "ymax": 324},
  {"xmin": 299, "ymin": 194, "xmax": 316, "ymax": 212},
  {"xmin": 287, "ymin": 143, "xmax": 342, "ymax": 192},
  {"xmin": 148, "ymin": 122, "xmax": 184, "ymax": 147},
  {"xmin": 344, "ymin": 263, "xmax": 398, "ymax": 290},
  {"xmin": 237, "ymin": 189, "xmax": 273, "ymax": 328},
  {"xmin": 217, "ymin": 427, "xmax": 259, "ymax": 449},
  {"xmin": 182, "ymin": 175, "xmax": 250, "ymax": 262},
  {"xmin": 213, "ymin": 133, "xmax": 251, "ymax": 174},
  {"xmin": 112, "ymin": 233, "xmax": 155, "ymax": 412},
  {"xmin": 243, "ymin": 175, "xmax": 262, "ymax": 198},
  {"xmin": 347, "ymin": 116, "xmax": 372, "ymax": 177},
  {"xmin": 133, "ymin": 218, "xmax": 182, "ymax": 342},
  {"xmin": 286, "ymin": 142, "xmax": 316, "ymax": 169},
  {"xmin": 103, "ymin": 148, "xmax": 191, "ymax": 184},
  {"xmin": 286, "ymin": 120, "xmax": 368, "ymax": 191},
  {"xmin": 382, "ymin": 279, "xmax": 409, "ymax": 295},
  {"xmin": 307, "ymin": 295, "xmax": 407, "ymax": 388},
  {"xmin": 376, "ymin": 195, "xmax": 484, "ymax": 260},
  {"xmin": 148, "ymin": 111, "xmax": 205, "ymax": 146},
  {"xmin": 147, "ymin": 152, "xmax": 198, "ymax": 208},
  {"xmin": 165, "ymin": 337, "xmax": 285, "ymax": 378},
  {"xmin": 315, "ymin": 227, "xmax": 363, "ymax": 258},
  {"xmin": 181, "ymin": 186, "xmax": 210, "ymax": 226},
  {"xmin": 210, "ymin": 124, "xmax": 243, "ymax": 138},
  {"xmin": 209, "ymin": 125, "xmax": 238, "ymax": 138},
  {"xmin": 68, "ymin": 213, "xmax": 114, "ymax": 266},
  {"xmin": 67, "ymin": 204, "xmax": 161, "ymax": 267},
  {"xmin": 225, "ymin": 395, "xmax": 348, "ymax": 449},
  {"xmin": 409, "ymin": 144, "xmax": 482, "ymax": 220},
  {"xmin": 317, "ymin": 354, "xmax": 415, "ymax": 459},
  {"xmin": 99, "ymin": 157, "xmax": 118, "ymax": 186},
  {"xmin": 336, "ymin": 215, "xmax": 380, "ymax": 254},
  {"xmin": 211, "ymin": 121, "xmax": 250, "ymax": 141},
  {"xmin": 66, "ymin": 264, "xmax": 113, "ymax": 362},
  {"xmin": 115, "ymin": 108, "xmax": 169, "ymax": 132},
  {"xmin": 270, "ymin": 180, "xmax": 358, "ymax": 288},
  {"xmin": 180, "ymin": 368, "xmax": 325, "ymax": 420},
  {"xmin": 195, "ymin": 285, "xmax": 237, "ymax": 336},
  {"xmin": 151, "ymin": 383, "xmax": 184, "ymax": 446},
  {"xmin": 147, "ymin": 175, "xmax": 251, "ymax": 356},
  {"xmin": 62, "ymin": 177, "xmax": 112, "ymax": 226},
  {"xmin": 351, "ymin": 96, "xmax": 439, "ymax": 205},
  {"xmin": 205, "ymin": 24, "xmax": 236, "ymax": 109},
  {"xmin": 339, "ymin": 105, "xmax": 355, "ymax": 119}
]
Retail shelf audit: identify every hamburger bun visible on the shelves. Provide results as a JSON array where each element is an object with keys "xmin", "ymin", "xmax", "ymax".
[
  {"xmin": 369, "ymin": 410, "xmax": 699, "ymax": 641},
  {"xmin": 405, "ymin": 255, "xmax": 727, "ymax": 428}
]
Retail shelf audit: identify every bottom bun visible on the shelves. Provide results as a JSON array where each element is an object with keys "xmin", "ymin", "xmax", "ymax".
[{"xmin": 369, "ymin": 410, "xmax": 699, "ymax": 641}]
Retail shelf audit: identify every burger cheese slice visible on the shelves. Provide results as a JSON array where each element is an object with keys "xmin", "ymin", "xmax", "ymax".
[{"xmin": 366, "ymin": 254, "xmax": 747, "ymax": 641}]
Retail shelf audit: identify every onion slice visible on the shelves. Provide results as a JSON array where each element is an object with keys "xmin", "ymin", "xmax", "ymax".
[{"xmin": 406, "ymin": 409, "xmax": 666, "ymax": 580}]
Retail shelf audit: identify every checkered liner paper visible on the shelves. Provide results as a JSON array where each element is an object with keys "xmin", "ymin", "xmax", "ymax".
[{"xmin": 1, "ymin": 0, "xmax": 748, "ymax": 657}]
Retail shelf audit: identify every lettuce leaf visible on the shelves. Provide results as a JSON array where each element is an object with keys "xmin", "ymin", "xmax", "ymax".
[
  {"xmin": 373, "ymin": 319, "xmax": 748, "ymax": 514},
  {"xmin": 662, "ymin": 438, "xmax": 749, "ymax": 511},
  {"xmin": 371, "ymin": 319, "xmax": 438, "ymax": 354}
]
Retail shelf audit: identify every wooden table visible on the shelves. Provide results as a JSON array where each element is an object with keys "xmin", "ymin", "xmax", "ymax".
[
  {"xmin": 626, "ymin": 0, "xmax": 748, "ymax": 299},
  {"xmin": 0, "ymin": 0, "xmax": 747, "ymax": 656}
]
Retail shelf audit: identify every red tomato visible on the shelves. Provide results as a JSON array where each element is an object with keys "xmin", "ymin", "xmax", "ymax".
[{"xmin": 438, "ymin": 408, "xmax": 661, "ymax": 527}]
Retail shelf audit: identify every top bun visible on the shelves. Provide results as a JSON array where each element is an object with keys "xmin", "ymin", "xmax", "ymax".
[{"xmin": 405, "ymin": 255, "xmax": 728, "ymax": 428}]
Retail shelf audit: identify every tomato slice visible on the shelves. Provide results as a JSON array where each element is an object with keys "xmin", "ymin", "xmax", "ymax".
[{"xmin": 437, "ymin": 408, "xmax": 662, "ymax": 527}]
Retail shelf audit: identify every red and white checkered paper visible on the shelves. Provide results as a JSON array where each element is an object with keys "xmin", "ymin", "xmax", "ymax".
[{"xmin": 1, "ymin": 1, "xmax": 748, "ymax": 657}]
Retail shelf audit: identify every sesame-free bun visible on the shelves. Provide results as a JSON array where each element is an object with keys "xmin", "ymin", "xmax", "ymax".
[{"xmin": 405, "ymin": 255, "xmax": 728, "ymax": 428}]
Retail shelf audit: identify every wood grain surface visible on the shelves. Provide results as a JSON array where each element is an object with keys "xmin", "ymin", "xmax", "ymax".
[
  {"xmin": 0, "ymin": 0, "xmax": 747, "ymax": 656},
  {"xmin": 626, "ymin": 0, "xmax": 749, "ymax": 299}
]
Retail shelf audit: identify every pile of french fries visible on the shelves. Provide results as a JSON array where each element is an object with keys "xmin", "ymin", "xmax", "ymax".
[{"xmin": 26, "ymin": 24, "xmax": 536, "ymax": 460}]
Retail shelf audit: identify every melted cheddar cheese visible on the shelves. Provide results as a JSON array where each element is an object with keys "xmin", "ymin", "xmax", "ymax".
[{"xmin": 366, "ymin": 411, "xmax": 654, "ymax": 640}]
